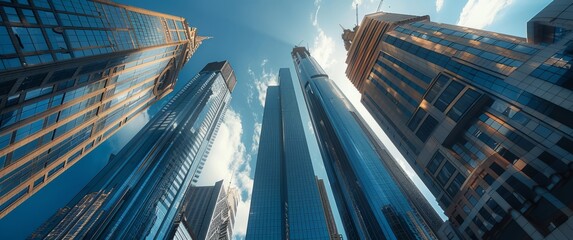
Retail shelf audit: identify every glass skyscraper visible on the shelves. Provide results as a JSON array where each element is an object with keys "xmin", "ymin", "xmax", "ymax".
[
  {"xmin": 246, "ymin": 68, "xmax": 334, "ymax": 240},
  {"xmin": 343, "ymin": 1, "xmax": 573, "ymax": 238},
  {"xmin": 29, "ymin": 61, "xmax": 236, "ymax": 239},
  {"xmin": 292, "ymin": 47, "xmax": 437, "ymax": 240},
  {"xmin": 171, "ymin": 179, "xmax": 239, "ymax": 240},
  {"xmin": 0, "ymin": 0, "xmax": 205, "ymax": 217}
]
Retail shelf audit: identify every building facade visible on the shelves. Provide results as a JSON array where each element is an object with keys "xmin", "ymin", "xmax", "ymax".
[
  {"xmin": 343, "ymin": 1, "xmax": 573, "ymax": 238},
  {"xmin": 29, "ymin": 61, "xmax": 236, "ymax": 239},
  {"xmin": 171, "ymin": 180, "xmax": 239, "ymax": 240},
  {"xmin": 245, "ymin": 68, "xmax": 334, "ymax": 240},
  {"xmin": 292, "ymin": 47, "xmax": 437, "ymax": 240},
  {"xmin": 0, "ymin": 0, "xmax": 205, "ymax": 217},
  {"xmin": 315, "ymin": 177, "xmax": 342, "ymax": 240}
]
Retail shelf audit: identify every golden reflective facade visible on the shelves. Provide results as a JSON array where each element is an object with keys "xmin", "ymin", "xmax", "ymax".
[
  {"xmin": 0, "ymin": 0, "xmax": 205, "ymax": 218},
  {"xmin": 345, "ymin": 2, "xmax": 573, "ymax": 238}
]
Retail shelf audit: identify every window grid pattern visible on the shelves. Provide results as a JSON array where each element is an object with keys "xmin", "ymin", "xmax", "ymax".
[
  {"xmin": 394, "ymin": 26, "xmax": 523, "ymax": 69},
  {"xmin": 408, "ymin": 21, "xmax": 539, "ymax": 55},
  {"xmin": 530, "ymin": 52, "xmax": 573, "ymax": 90},
  {"xmin": 384, "ymin": 35, "xmax": 573, "ymax": 129}
]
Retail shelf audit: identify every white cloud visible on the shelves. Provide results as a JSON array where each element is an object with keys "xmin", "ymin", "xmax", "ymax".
[
  {"xmin": 311, "ymin": 28, "xmax": 336, "ymax": 71},
  {"xmin": 457, "ymin": 0, "xmax": 514, "ymax": 29},
  {"xmin": 352, "ymin": 0, "xmax": 363, "ymax": 9},
  {"xmin": 110, "ymin": 110, "xmax": 150, "ymax": 152},
  {"xmin": 307, "ymin": 120, "xmax": 315, "ymax": 136},
  {"xmin": 250, "ymin": 122, "xmax": 262, "ymax": 154},
  {"xmin": 196, "ymin": 109, "xmax": 254, "ymax": 238},
  {"xmin": 309, "ymin": 2, "xmax": 336, "ymax": 71},
  {"xmin": 436, "ymin": 0, "xmax": 444, "ymax": 12},
  {"xmin": 249, "ymin": 59, "xmax": 278, "ymax": 107}
]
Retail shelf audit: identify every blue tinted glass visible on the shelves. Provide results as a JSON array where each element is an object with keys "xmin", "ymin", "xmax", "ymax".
[{"xmin": 0, "ymin": 26, "xmax": 16, "ymax": 54}]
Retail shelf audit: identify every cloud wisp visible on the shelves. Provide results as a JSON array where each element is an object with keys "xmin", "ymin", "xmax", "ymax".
[
  {"xmin": 457, "ymin": 0, "xmax": 514, "ymax": 29},
  {"xmin": 310, "ymin": 1, "xmax": 336, "ymax": 71},
  {"xmin": 249, "ymin": 59, "xmax": 278, "ymax": 107},
  {"xmin": 436, "ymin": 0, "xmax": 444, "ymax": 12}
]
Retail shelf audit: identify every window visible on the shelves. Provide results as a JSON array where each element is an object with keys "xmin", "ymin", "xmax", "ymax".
[
  {"xmin": 416, "ymin": 115, "xmax": 438, "ymax": 142},
  {"xmin": 426, "ymin": 74, "xmax": 450, "ymax": 103},
  {"xmin": 47, "ymin": 162, "xmax": 65, "ymax": 177},
  {"xmin": 24, "ymin": 86, "xmax": 52, "ymax": 100},
  {"xmin": 447, "ymin": 173, "xmax": 466, "ymax": 197},
  {"xmin": 0, "ymin": 26, "xmax": 16, "ymax": 54},
  {"xmin": 557, "ymin": 137, "xmax": 573, "ymax": 154},
  {"xmin": 15, "ymin": 119, "xmax": 43, "ymax": 142},
  {"xmin": 408, "ymin": 108, "xmax": 426, "ymax": 131},
  {"xmin": 427, "ymin": 151, "xmax": 445, "ymax": 174},
  {"xmin": 33, "ymin": 0, "xmax": 51, "ymax": 9},
  {"xmin": 486, "ymin": 198, "xmax": 505, "ymax": 218},
  {"xmin": 483, "ymin": 174, "xmax": 495, "ymax": 186},
  {"xmin": 435, "ymin": 81, "xmax": 464, "ymax": 111},
  {"xmin": 447, "ymin": 89, "xmax": 480, "ymax": 121},
  {"xmin": 475, "ymin": 185, "xmax": 485, "ymax": 197},
  {"xmin": 534, "ymin": 124, "xmax": 552, "ymax": 138},
  {"xmin": 0, "ymin": 133, "xmax": 11, "ymax": 150},
  {"xmin": 22, "ymin": 9, "xmax": 37, "ymax": 24},
  {"xmin": 437, "ymin": 161, "xmax": 456, "ymax": 187},
  {"xmin": 21, "ymin": 98, "xmax": 49, "ymax": 119},
  {"xmin": 4, "ymin": 7, "xmax": 20, "ymax": 23},
  {"xmin": 489, "ymin": 162, "xmax": 505, "ymax": 176},
  {"xmin": 12, "ymin": 27, "xmax": 48, "ymax": 52}
]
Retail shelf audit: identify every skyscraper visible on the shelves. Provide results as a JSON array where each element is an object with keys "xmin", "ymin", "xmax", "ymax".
[
  {"xmin": 29, "ymin": 61, "xmax": 236, "ymax": 239},
  {"xmin": 246, "ymin": 68, "xmax": 334, "ymax": 240},
  {"xmin": 171, "ymin": 180, "xmax": 239, "ymax": 240},
  {"xmin": 343, "ymin": 1, "xmax": 573, "ymax": 238},
  {"xmin": 292, "ymin": 47, "xmax": 437, "ymax": 240},
  {"xmin": 0, "ymin": 0, "xmax": 205, "ymax": 217}
]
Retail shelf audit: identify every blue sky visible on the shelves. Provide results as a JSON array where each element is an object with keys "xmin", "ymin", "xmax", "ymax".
[{"xmin": 0, "ymin": 0, "xmax": 553, "ymax": 239}]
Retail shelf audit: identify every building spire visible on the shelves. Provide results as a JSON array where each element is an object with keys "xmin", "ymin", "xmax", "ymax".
[{"xmin": 341, "ymin": 24, "xmax": 358, "ymax": 51}]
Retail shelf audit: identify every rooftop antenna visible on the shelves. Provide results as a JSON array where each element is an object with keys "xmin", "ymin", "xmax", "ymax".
[
  {"xmin": 377, "ymin": 0, "xmax": 384, "ymax": 12},
  {"xmin": 355, "ymin": 3, "xmax": 359, "ymax": 26},
  {"xmin": 297, "ymin": 40, "xmax": 304, "ymax": 47}
]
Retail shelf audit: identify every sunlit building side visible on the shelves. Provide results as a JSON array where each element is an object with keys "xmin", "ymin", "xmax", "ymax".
[
  {"xmin": 0, "ymin": 0, "xmax": 206, "ymax": 217},
  {"xmin": 343, "ymin": 0, "xmax": 573, "ymax": 238},
  {"xmin": 29, "ymin": 61, "xmax": 236, "ymax": 239},
  {"xmin": 292, "ymin": 46, "xmax": 437, "ymax": 240}
]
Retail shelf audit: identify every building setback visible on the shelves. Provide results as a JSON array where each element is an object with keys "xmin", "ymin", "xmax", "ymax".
[
  {"xmin": 29, "ymin": 61, "xmax": 236, "ymax": 239},
  {"xmin": 171, "ymin": 180, "xmax": 239, "ymax": 240},
  {"xmin": 343, "ymin": 0, "xmax": 573, "ymax": 238},
  {"xmin": 0, "ymin": 0, "xmax": 205, "ymax": 217},
  {"xmin": 246, "ymin": 68, "xmax": 334, "ymax": 240},
  {"xmin": 292, "ymin": 46, "xmax": 437, "ymax": 240}
]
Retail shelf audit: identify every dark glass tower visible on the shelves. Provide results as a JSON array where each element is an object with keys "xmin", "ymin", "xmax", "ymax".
[
  {"xmin": 291, "ymin": 47, "xmax": 437, "ymax": 240},
  {"xmin": 246, "ymin": 68, "xmax": 334, "ymax": 240},
  {"xmin": 343, "ymin": 1, "xmax": 573, "ymax": 239},
  {"xmin": 29, "ymin": 61, "xmax": 236, "ymax": 239},
  {"xmin": 0, "ymin": 0, "xmax": 205, "ymax": 217},
  {"xmin": 171, "ymin": 180, "xmax": 239, "ymax": 240}
]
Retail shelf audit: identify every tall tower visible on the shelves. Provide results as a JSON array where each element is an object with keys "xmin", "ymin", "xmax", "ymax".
[
  {"xmin": 0, "ymin": 0, "xmax": 205, "ymax": 217},
  {"xmin": 246, "ymin": 68, "xmax": 334, "ymax": 240},
  {"xmin": 291, "ymin": 47, "xmax": 437, "ymax": 240},
  {"xmin": 343, "ymin": 1, "xmax": 573, "ymax": 239},
  {"xmin": 29, "ymin": 61, "xmax": 236, "ymax": 239},
  {"xmin": 171, "ymin": 180, "xmax": 239, "ymax": 240}
]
